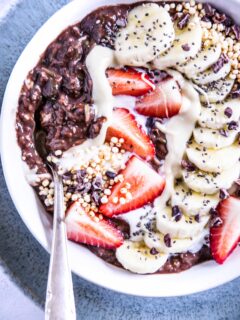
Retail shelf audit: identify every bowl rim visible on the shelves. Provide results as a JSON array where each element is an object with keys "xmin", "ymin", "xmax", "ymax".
[{"xmin": 1, "ymin": 0, "xmax": 240, "ymax": 297}]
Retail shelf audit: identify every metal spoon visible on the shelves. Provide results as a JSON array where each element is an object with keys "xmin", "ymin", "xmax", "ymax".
[{"xmin": 35, "ymin": 131, "xmax": 76, "ymax": 320}]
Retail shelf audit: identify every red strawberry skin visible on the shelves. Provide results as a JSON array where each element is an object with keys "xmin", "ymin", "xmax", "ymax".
[
  {"xmin": 106, "ymin": 108, "xmax": 155, "ymax": 160},
  {"xmin": 135, "ymin": 77, "xmax": 182, "ymax": 118},
  {"xmin": 66, "ymin": 202, "xmax": 123, "ymax": 249},
  {"xmin": 100, "ymin": 155, "xmax": 165, "ymax": 217},
  {"xmin": 106, "ymin": 68, "xmax": 154, "ymax": 96},
  {"xmin": 210, "ymin": 196, "xmax": 240, "ymax": 264}
]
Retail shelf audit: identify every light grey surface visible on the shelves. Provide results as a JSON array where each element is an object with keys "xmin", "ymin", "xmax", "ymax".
[
  {"xmin": 1, "ymin": 1, "xmax": 240, "ymax": 320},
  {"xmin": 0, "ymin": 265, "xmax": 43, "ymax": 319}
]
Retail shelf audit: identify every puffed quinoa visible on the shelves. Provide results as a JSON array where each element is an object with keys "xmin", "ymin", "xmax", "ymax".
[
  {"xmin": 104, "ymin": 189, "xmax": 111, "ymax": 195},
  {"xmin": 100, "ymin": 196, "xmax": 108, "ymax": 204},
  {"xmin": 113, "ymin": 197, "xmax": 119, "ymax": 204},
  {"xmin": 119, "ymin": 197, "xmax": 126, "ymax": 204},
  {"xmin": 110, "ymin": 137, "xmax": 118, "ymax": 144}
]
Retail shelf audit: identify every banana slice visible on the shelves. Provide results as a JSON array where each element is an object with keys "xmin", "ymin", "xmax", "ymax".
[
  {"xmin": 198, "ymin": 99, "xmax": 240, "ymax": 129},
  {"xmin": 183, "ymin": 163, "xmax": 240, "ymax": 194},
  {"xmin": 144, "ymin": 231, "xmax": 204, "ymax": 254},
  {"xmin": 193, "ymin": 127, "xmax": 238, "ymax": 149},
  {"xmin": 115, "ymin": 240, "xmax": 169, "ymax": 274},
  {"xmin": 115, "ymin": 4, "xmax": 175, "ymax": 66},
  {"xmin": 192, "ymin": 62, "xmax": 231, "ymax": 85},
  {"xmin": 171, "ymin": 182, "xmax": 219, "ymax": 216},
  {"xmin": 199, "ymin": 77, "xmax": 235, "ymax": 103},
  {"xmin": 153, "ymin": 16, "xmax": 202, "ymax": 69},
  {"xmin": 156, "ymin": 206, "xmax": 209, "ymax": 239},
  {"xmin": 177, "ymin": 43, "xmax": 222, "ymax": 77},
  {"xmin": 186, "ymin": 141, "xmax": 240, "ymax": 173}
]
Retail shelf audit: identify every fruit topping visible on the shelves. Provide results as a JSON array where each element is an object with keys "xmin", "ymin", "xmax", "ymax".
[
  {"xmin": 135, "ymin": 77, "xmax": 182, "ymax": 118},
  {"xmin": 66, "ymin": 202, "xmax": 124, "ymax": 249},
  {"xmin": 100, "ymin": 155, "xmax": 165, "ymax": 217},
  {"xmin": 210, "ymin": 196, "xmax": 240, "ymax": 264},
  {"xmin": 106, "ymin": 68, "xmax": 154, "ymax": 96},
  {"xmin": 106, "ymin": 108, "xmax": 155, "ymax": 160}
]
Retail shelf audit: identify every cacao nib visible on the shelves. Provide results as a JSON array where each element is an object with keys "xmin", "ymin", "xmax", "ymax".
[
  {"xmin": 212, "ymin": 54, "xmax": 229, "ymax": 73},
  {"xmin": 219, "ymin": 129, "xmax": 228, "ymax": 137},
  {"xmin": 92, "ymin": 176, "xmax": 103, "ymax": 191},
  {"xmin": 83, "ymin": 182, "xmax": 92, "ymax": 193},
  {"xmin": 194, "ymin": 214, "xmax": 200, "ymax": 223},
  {"xmin": 75, "ymin": 183, "xmax": 85, "ymax": 192},
  {"xmin": 150, "ymin": 247, "xmax": 159, "ymax": 255},
  {"xmin": 105, "ymin": 171, "xmax": 117, "ymax": 179},
  {"xmin": 177, "ymin": 13, "xmax": 190, "ymax": 30},
  {"xmin": 230, "ymin": 84, "xmax": 240, "ymax": 99},
  {"xmin": 181, "ymin": 159, "xmax": 196, "ymax": 172},
  {"xmin": 232, "ymin": 25, "xmax": 240, "ymax": 40},
  {"xmin": 172, "ymin": 205, "xmax": 182, "ymax": 222},
  {"xmin": 210, "ymin": 208, "xmax": 218, "ymax": 216},
  {"xmin": 148, "ymin": 122, "xmax": 168, "ymax": 162},
  {"xmin": 224, "ymin": 16, "xmax": 233, "ymax": 27},
  {"xmin": 76, "ymin": 169, "xmax": 87, "ymax": 181},
  {"xmin": 224, "ymin": 107, "xmax": 233, "ymax": 118},
  {"xmin": 164, "ymin": 234, "xmax": 172, "ymax": 248},
  {"xmin": 92, "ymin": 191, "xmax": 100, "ymax": 205},
  {"xmin": 201, "ymin": 16, "xmax": 211, "ymax": 22},
  {"xmin": 212, "ymin": 12, "xmax": 227, "ymax": 24},
  {"xmin": 203, "ymin": 3, "xmax": 216, "ymax": 17},
  {"xmin": 219, "ymin": 189, "xmax": 229, "ymax": 200},
  {"xmin": 182, "ymin": 43, "xmax": 190, "ymax": 51},
  {"xmin": 228, "ymin": 121, "xmax": 238, "ymax": 130}
]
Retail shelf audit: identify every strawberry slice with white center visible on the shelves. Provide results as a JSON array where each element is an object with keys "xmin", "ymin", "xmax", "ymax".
[
  {"xmin": 135, "ymin": 77, "xmax": 182, "ymax": 118},
  {"xmin": 106, "ymin": 108, "xmax": 155, "ymax": 160},
  {"xmin": 210, "ymin": 196, "xmax": 240, "ymax": 264},
  {"xmin": 106, "ymin": 68, "xmax": 154, "ymax": 96},
  {"xmin": 66, "ymin": 202, "xmax": 123, "ymax": 249},
  {"xmin": 100, "ymin": 155, "xmax": 165, "ymax": 217}
]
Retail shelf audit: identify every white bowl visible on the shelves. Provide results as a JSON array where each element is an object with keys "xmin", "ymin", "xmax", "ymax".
[{"xmin": 1, "ymin": 0, "xmax": 240, "ymax": 297}]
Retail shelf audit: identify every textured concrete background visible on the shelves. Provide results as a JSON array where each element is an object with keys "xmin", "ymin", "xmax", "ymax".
[{"xmin": 1, "ymin": 1, "xmax": 240, "ymax": 319}]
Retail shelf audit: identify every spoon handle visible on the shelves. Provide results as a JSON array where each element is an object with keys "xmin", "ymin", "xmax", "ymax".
[{"xmin": 45, "ymin": 170, "xmax": 76, "ymax": 320}]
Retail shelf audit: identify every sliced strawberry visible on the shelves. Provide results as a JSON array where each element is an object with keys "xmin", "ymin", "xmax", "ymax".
[
  {"xmin": 210, "ymin": 196, "xmax": 240, "ymax": 264},
  {"xmin": 66, "ymin": 202, "xmax": 123, "ymax": 249},
  {"xmin": 135, "ymin": 77, "xmax": 182, "ymax": 118},
  {"xmin": 106, "ymin": 68, "xmax": 154, "ymax": 96},
  {"xmin": 106, "ymin": 108, "xmax": 155, "ymax": 160},
  {"xmin": 100, "ymin": 155, "xmax": 165, "ymax": 217}
]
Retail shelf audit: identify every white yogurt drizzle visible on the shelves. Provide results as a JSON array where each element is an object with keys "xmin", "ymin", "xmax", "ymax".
[{"xmin": 154, "ymin": 70, "xmax": 201, "ymax": 210}]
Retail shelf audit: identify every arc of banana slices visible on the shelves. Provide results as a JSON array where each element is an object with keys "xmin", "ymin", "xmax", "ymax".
[
  {"xmin": 115, "ymin": 240, "xmax": 169, "ymax": 274},
  {"xmin": 115, "ymin": 4, "xmax": 175, "ymax": 66},
  {"xmin": 113, "ymin": 4, "xmax": 240, "ymax": 273}
]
